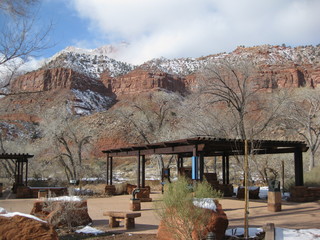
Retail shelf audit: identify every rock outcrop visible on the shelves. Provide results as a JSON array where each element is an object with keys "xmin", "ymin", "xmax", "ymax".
[
  {"xmin": 30, "ymin": 198, "xmax": 92, "ymax": 228},
  {"xmin": 11, "ymin": 67, "xmax": 112, "ymax": 95},
  {"xmin": 258, "ymin": 64, "xmax": 320, "ymax": 90},
  {"xmin": 101, "ymin": 68, "xmax": 186, "ymax": 95},
  {"xmin": 0, "ymin": 214, "xmax": 58, "ymax": 240}
]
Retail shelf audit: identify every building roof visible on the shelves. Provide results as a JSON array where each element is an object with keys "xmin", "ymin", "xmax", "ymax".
[
  {"xmin": 102, "ymin": 137, "xmax": 308, "ymax": 157},
  {"xmin": 0, "ymin": 153, "xmax": 34, "ymax": 161}
]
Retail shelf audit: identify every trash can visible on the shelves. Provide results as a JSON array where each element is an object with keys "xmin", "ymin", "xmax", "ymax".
[{"xmin": 267, "ymin": 180, "xmax": 281, "ymax": 212}]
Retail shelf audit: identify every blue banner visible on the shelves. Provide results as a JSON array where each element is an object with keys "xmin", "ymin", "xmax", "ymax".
[{"xmin": 192, "ymin": 156, "xmax": 198, "ymax": 180}]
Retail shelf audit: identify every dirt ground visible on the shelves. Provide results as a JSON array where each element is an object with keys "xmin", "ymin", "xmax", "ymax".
[{"xmin": 1, "ymin": 190, "xmax": 320, "ymax": 239}]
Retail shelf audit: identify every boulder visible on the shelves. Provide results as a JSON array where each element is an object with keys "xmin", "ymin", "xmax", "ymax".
[
  {"xmin": 0, "ymin": 214, "xmax": 58, "ymax": 240},
  {"xmin": 157, "ymin": 201, "xmax": 228, "ymax": 240},
  {"xmin": 30, "ymin": 198, "xmax": 92, "ymax": 228}
]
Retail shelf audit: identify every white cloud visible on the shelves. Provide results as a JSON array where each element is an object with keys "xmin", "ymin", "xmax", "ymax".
[
  {"xmin": 0, "ymin": 56, "xmax": 45, "ymax": 86},
  {"xmin": 70, "ymin": 0, "xmax": 320, "ymax": 64}
]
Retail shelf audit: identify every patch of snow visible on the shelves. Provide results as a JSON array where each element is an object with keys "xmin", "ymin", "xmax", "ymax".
[
  {"xmin": 0, "ymin": 212, "xmax": 46, "ymax": 223},
  {"xmin": 276, "ymin": 228, "xmax": 320, "ymax": 240},
  {"xmin": 0, "ymin": 207, "xmax": 7, "ymax": 214},
  {"xmin": 193, "ymin": 198, "xmax": 217, "ymax": 211},
  {"xmin": 259, "ymin": 186, "xmax": 268, "ymax": 199},
  {"xmin": 47, "ymin": 50, "xmax": 134, "ymax": 78},
  {"xmin": 70, "ymin": 89, "xmax": 113, "ymax": 116},
  {"xmin": 75, "ymin": 226, "xmax": 104, "ymax": 235},
  {"xmin": 226, "ymin": 227, "xmax": 264, "ymax": 238},
  {"xmin": 47, "ymin": 196, "xmax": 82, "ymax": 202}
]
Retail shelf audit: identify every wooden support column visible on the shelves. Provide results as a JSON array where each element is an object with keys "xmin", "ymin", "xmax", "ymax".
[
  {"xmin": 19, "ymin": 160, "xmax": 23, "ymax": 185},
  {"xmin": 199, "ymin": 153, "xmax": 204, "ymax": 182},
  {"xmin": 141, "ymin": 155, "xmax": 145, "ymax": 188},
  {"xmin": 137, "ymin": 151, "xmax": 141, "ymax": 188},
  {"xmin": 106, "ymin": 155, "xmax": 109, "ymax": 185},
  {"xmin": 109, "ymin": 156, "xmax": 113, "ymax": 185},
  {"xmin": 294, "ymin": 147, "xmax": 304, "ymax": 186},
  {"xmin": 222, "ymin": 155, "xmax": 226, "ymax": 184},
  {"xmin": 25, "ymin": 159, "xmax": 28, "ymax": 186},
  {"xmin": 226, "ymin": 154, "xmax": 230, "ymax": 184}
]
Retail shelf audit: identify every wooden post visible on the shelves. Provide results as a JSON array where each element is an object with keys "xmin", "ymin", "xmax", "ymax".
[
  {"xmin": 110, "ymin": 156, "xmax": 113, "ymax": 185},
  {"xmin": 244, "ymin": 139, "xmax": 249, "ymax": 239},
  {"xmin": 281, "ymin": 160, "xmax": 285, "ymax": 194},
  {"xmin": 137, "ymin": 151, "xmax": 141, "ymax": 188},
  {"xmin": 222, "ymin": 155, "xmax": 226, "ymax": 184},
  {"xmin": 25, "ymin": 159, "xmax": 28, "ymax": 186},
  {"xmin": 106, "ymin": 155, "xmax": 109, "ymax": 185},
  {"xmin": 142, "ymin": 155, "xmax": 145, "ymax": 188},
  {"xmin": 199, "ymin": 153, "xmax": 204, "ymax": 181},
  {"xmin": 294, "ymin": 147, "xmax": 303, "ymax": 186},
  {"xmin": 226, "ymin": 154, "xmax": 230, "ymax": 184}
]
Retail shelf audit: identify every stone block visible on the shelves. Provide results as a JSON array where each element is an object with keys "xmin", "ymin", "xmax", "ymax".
[
  {"xmin": 268, "ymin": 191, "xmax": 281, "ymax": 204},
  {"xmin": 136, "ymin": 187, "xmax": 152, "ymax": 202},
  {"xmin": 130, "ymin": 199, "xmax": 141, "ymax": 211},
  {"xmin": 267, "ymin": 203, "xmax": 281, "ymax": 212},
  {"xmin": 268, "ymin": 192, "xmax": 281, "ymax": 212},
  {"xmin": 105, "ymin": 185, "xmax": 116, "ymax": 195}
]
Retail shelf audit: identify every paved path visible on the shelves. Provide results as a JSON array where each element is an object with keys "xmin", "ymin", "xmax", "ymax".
[{"xmin": 1, "ymin": 191, "xmax": 320, "ymax": 234}]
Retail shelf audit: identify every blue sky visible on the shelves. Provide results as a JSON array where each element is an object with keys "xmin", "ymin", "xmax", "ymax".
[
  {"xmin": 38, "ymin": 1, "xmax": 96, "ymax": 58},
  {"xmin": 21, "ymin": 0, "xmax": 320, "ymax": 64}
]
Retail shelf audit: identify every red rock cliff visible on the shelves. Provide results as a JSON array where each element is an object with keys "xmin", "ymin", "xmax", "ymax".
[
  {"xmin": 11, "ymin": 68, "xmax": 112, "ymax": 95},
  {"xmin": 101, "ymin": 68, "xmax": 186, "ymax": 95}
]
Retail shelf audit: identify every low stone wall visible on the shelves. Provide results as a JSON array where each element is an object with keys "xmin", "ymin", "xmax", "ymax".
[
  {"xmin": 236, "ymin": 187, "xmax": 260, "ymax": 199},
  {"xmin": 204, "ymin": 173, "xmax": 233, "ymax": 197},
  {"xmin": 290, "ymin": 186, "xmax": 320, "ymax": 202},
  {"xmin": 16, "ymin": 186, "xmax": 68, "ymax": 198}
]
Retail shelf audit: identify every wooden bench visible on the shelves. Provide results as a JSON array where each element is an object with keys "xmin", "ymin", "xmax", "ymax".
[{"xmin": 103, "ymin": 211, "xmax": 141, "ymax": 229}]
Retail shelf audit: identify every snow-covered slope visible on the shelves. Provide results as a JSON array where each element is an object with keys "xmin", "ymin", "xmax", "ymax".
[
  {"xmin": 45, "ymin": 49, "xmax": 134, "ymax": 79},
  {"xmin": 141, "ymin": 45, "xmax": 320, "ymax": 75},
  {"xmin": 41, "ymin": 44, "xmax": 320, "ymax": 79}
]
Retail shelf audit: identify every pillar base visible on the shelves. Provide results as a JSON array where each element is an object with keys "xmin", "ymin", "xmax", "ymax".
[
  {"xmin": 130, "ymin": 199, "xmax": 141, "ymax": 211},
  {"xmin": 267, "ymin": 191, "xmax": 281, "ymax": 212},
  {"xmin": 136, "ymin": 187, "xmax": 152, "ymax": 202},
  {"xmin": 105, "ymin": 185, "xmax": 116, "ymax": 195}
]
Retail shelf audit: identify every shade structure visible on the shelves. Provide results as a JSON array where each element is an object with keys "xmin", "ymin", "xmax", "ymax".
[
  {"xmin": 0, "ymin": 153, "xmax": 34, "ymax": 192},
  {"xmin": 102, "ymin": 137, "xmax": 308, "ymax": 187}
]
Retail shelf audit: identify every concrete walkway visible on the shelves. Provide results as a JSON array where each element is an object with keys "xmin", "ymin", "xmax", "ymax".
[{"xmin": 1, "ymin": 191, "xmax": 320, "ymax": 234}]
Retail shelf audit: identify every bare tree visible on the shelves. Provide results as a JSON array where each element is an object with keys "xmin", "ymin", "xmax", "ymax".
[
  {"xmin": 0, "ymin": 0, "xmax": 51, "ymax": 88},
  {"xmin": 281, "ymin": 88, "xmax": 320, "ymax": 170},
  {"xmin": 0, "ymin": 133, "xmax": 16, "ymax": 179},
  {"xmin": 0, "ymin": 0, "xmax": 38, "ymax": 17},
  {"xmin": 115, "ymin": 91, "xmax": 181, "ymax": 175},
  {"xmin": 54, "ymin": 122, "xmax": 92, "ymax": 183},
  {"xmin": 198, "ymin": 59, "xmax": 286, "ymax": 141}
]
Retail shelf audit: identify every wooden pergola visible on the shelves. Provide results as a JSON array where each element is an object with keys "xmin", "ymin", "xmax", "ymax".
[
  {"xmin": 102, "ymin": 137, "xmax": 308, "ymax": 188},
  {"xmin": 0, "ymin": 153, "xmax": 34, "ymax": 192}
]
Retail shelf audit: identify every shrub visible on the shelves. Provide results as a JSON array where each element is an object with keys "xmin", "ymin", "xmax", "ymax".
[
  {"xmin": 304, "ymin": 166, "xmax": 320, "ymax": 187},
  {"xmin": 193, "ymin": 180, "xmax": 223, "ymax": 199},
  {"xmin": 156, "ymin": 177, "xmax": 222, "ymax": 240}
]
